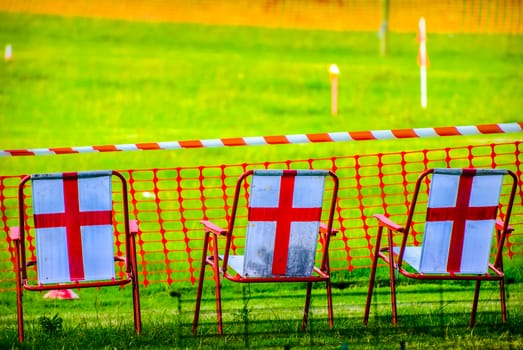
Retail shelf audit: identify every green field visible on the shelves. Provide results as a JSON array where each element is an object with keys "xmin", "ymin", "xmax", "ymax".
[
  {"xmin": 1, "ymin": 12, "xmax": 522, "ymax": 176},
  {"xmin": 0, "ymin": 10, "xmax": 522, "ymax": 349}
]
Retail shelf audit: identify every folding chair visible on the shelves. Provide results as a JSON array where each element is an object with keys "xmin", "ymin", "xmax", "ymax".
[
  {"xmin": 364, "ymin": 168, "xmax": 517, "ymax": 327},
  {"xmin": 9, "ymin": 170, "xmax": 142, "ymax": 342},
  {"xmin": 192, "ymin": 169, "xmax": 339, "ymax": 334}
]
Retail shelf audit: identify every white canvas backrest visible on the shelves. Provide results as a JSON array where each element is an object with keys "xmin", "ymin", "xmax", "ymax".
[
  {"xmin": 419, "ymin": 168, "xmax": 506, "ymax": 274},
  {"xmin": 243, "ymin": 169, "xmax": 327, "ymax": 277},
  {"xmin": 31, "ymin": 171, "xmax": 115, "ymax": 284}
]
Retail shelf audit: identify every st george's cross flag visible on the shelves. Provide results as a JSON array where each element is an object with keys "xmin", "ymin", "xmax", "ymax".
[
  {"xmin": 419, "ymin": 169, "xmax": 504, "ymax": 274},
  {"xmin": 241, "ymin": 170, "xmax": 327, "ymax": 278},
  {"xmin": 32, "ymin": 172, "xmax": 115, "ymax": 284}
]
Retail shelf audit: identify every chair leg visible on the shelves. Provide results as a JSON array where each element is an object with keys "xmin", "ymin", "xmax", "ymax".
[
  {"xmin": 470, "ymin": 280, "xmax": 481, "ymax": 328},
  {"xmin": 192, "ymin": 264, "xmax": 206, "ymax": 334},
  {"xmin": 16, "ymin": 287, "xmax": 24, "ymax": 343},
  {"xmin": 495, "ymin": 230, "xmax": 507, "ymax": 324},
  {"xmin": 130, "ymin": 237, "xmax": 142, "ymax": 335},
  {"xmin": 192, "ymin": 233, "xmax": 210, "ymax": 334},
  {"xmin": 302, "ymin": 281, "xmax": 313, "ymax": 331},
  {"xmin": 388, "ymin": 256, "xmax": 398, "ymax": 325},
  {"xmin": 131, "ymin": 272, "xmax": 142, "ymax": 334},
  {"xmin": 213, "ymin": 262, "xmax": 223, "ymax": 335},
  {"xmin": 326, "ymin": 279, "xmax": 334, "ymax": 329},
  {"xmin": 363, "ymin": 253, "xmax": 380, "ymax": 325},
  {"xmin": 364, "ymin": 226, "xmax": 383, "ymax": 325},
  {"xmin": 13, "ymin": 240, "xmax": 24, "ymax": 342},
  {"xmin": 192, "ymin": 264, "xmax": 206, "ymax": 333},
  {"xmin": 209, "ymin": 236, "xmax": 224, "ymax": 335},
  {"xmin": 499, "ymin": 277, "xmax": 507, "ymax": 323},
  {"xmin": 386, "ymin": 229, "xmax": 398, "ymax": 326}
]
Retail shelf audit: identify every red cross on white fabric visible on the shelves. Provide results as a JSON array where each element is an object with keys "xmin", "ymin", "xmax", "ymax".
[
  {"xmin": 426, "ymin": 169, "xmax": 498, "ymax": 273},
  {"xmin": 33, "ymin": 172, "xmax": 112, "ymax": 281},
  {"xmin": 248, "ymin": 170, "xmax": 322, "ymax": 275}
]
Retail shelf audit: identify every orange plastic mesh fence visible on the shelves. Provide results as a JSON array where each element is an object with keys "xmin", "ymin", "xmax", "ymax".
[
  {"xmin": 0, "ymin": 140, "xmax": 521, "ymax": 290},
  {"xmin": 1, "ymin": 0, "xmax": 521, "ymax": 34}
]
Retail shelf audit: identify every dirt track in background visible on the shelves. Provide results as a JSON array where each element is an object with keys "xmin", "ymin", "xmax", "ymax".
[{"xmin": 0, "ymin": 0, "xmax": 521, "ymax": 33}]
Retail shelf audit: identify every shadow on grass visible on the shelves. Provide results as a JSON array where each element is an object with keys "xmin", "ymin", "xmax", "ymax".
[
  {"xmin": 185, "ymin": 310, "xmax": 522, "ymax": 349},
  {"xmin": 2, "ymin": 281, "xmax": 522, "ymax": 349}
]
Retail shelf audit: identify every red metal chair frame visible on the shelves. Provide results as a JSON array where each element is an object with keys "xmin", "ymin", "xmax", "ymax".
[
  {"xmin": 192, "ymin": 169, "xmax": 339, "ymax": 334},
  {"xmin": 9, "ymin": 170, "xmax": 142, "ymax": 342},
  {"xmin": 363, "ymin": 168, "xmax": 518, "ymax": 327}
]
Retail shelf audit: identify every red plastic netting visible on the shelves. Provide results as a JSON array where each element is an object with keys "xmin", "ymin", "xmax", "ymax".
[{"xmin": 1, "ymin": 141, "xmax": 521, "ymax": 290}]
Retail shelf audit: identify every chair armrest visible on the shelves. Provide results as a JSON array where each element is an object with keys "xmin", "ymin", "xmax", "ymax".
[
  {"xmin": 374, "ymin": 214, "xmax": 404, "ymax": 232},
  {"xmin": 114, "ymin": 220, "xmax": 139, "ymax": 263},
  {"xmin": 201, "ymin": 220, "xmax": 228, "ymax": 236},
  {"xmin": 129, "ymin": 219, "xmax": 139, "ymax": 234},
  {"xmin": 9, "ymin": 226, "xmax": 20, "ymax": 240},
  {"xmin": 496, "ymin": 219, "xmax": 514, "ymax": 233},
  {"xmin": 10, "ymin": 226, "xmax": 37, "ymax": 266},
  {"xmin": 319, "ymin": 222, "xmax": 338, "ymax": 236}
]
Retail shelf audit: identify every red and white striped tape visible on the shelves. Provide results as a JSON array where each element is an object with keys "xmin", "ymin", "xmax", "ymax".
[{"xmin": 1, "ymin": 122, "xmax": 521, "ymax": 157}]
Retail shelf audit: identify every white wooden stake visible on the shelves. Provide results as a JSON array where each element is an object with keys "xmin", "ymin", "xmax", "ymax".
[
  {"xmin": 4, "ymin": 44, "xmax": 12, "ymax": 61},
  {"xmin": 329, "ymin": 64, "xmax": 339, "ymax": 116},
  {"xmin": 418, "ymin": 18, "xmax": 428, "ymax": 109},
  {"xmin": 420, "ymin": 63, "xmax": 427, "ymax": 109}
]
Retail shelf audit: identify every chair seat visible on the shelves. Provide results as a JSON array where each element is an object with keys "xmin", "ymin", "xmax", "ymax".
[
  {"xmin": 392, "ymin": 246, "xmax": 421, "ymax": 272},
  {"xmin": 393, "ymin": 245, "xmax": 495, "ymax": 275},
  {"xmin": 214, "ymin": 254, "xmax": 244, "ymax": 277},
  {"xmin": 226, "ymin": 255, "xmax": 245, "ymax": 276},
  {"xmin": 225, "ymin": 254, "xmax": 315, "ymax": 278}
]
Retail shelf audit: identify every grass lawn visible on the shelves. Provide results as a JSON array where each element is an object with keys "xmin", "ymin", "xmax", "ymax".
[
  {"xmin": 0, "ymin": 11, "xmax": 521, "ymax": 176},
  {"xmin": 1, "ymin": 278, "xmax": 522, "ymax": 349}
]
